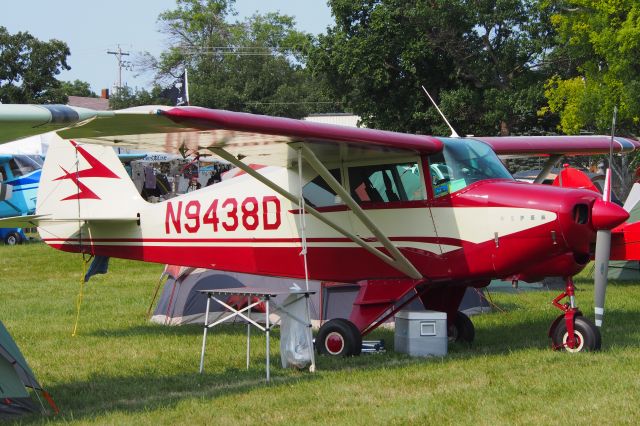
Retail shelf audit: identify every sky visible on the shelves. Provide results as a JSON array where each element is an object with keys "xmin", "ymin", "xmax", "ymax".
[{"xmin": 0, "ymin": 1, "xmax": 334, "ymax": 93}]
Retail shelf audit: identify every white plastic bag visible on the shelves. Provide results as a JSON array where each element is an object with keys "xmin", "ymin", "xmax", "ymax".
[{"xmin": 279, "ymin": 294, "xmax": 313, "ymax": 369}]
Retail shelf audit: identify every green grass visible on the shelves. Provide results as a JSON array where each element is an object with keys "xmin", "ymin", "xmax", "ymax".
[{"xmin": 2, "ymin": 243, "xmax": 640, "ymax": 425}]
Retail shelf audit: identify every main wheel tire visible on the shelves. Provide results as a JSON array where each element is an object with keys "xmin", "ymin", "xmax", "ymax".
[
  {"xmin": 448, "ymin": 311, "xmax": 475, "ymax": 343},
  {"xmin": 4, "ymin": 232, "xmax": 22, "ymax": 246},
  {"xmin": 551, "ymin": 315, "xmax": 601, "ymax": 352},
  {"xmin": 316, "ymin": 318, "xmax": 362, "ymax": 357}
]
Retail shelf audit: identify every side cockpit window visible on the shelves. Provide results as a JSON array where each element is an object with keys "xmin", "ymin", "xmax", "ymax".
[
  {"xmin": 348, "ymin": 162, "xmax": 424, "ymax": 203},
  {"xmin": 302, "ymin": 168, "xmax": 342, "ymax": 207}
]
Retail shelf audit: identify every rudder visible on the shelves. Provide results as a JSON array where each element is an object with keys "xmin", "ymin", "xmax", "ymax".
[{"xmin": 37, "ymin": 136, "xmax": 145, "ymax": 220}]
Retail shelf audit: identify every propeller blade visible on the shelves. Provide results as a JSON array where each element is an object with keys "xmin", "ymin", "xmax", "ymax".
[
  {"xmin": 623, "ymin": 182, "xmax": 640, "ymax": 213},
  {"xmin": 594, "ymin": 107, "xmax": 617, "ymax": 328},
  {"xmin": 593, "ymin": 229, "xmax": 611, "ymax": 327},
  {"xmin": 594, "ymin": 168, "xmax": 612, "ymax": 327}
]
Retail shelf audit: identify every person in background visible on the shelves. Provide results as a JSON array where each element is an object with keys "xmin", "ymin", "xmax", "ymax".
[
  {"xmin": 187, "ymin": 176, "xmax": 201, "ymax": 192},
  {"xmin": 206, "ymin": 166, "xmax": 222, "ymax": 186}
]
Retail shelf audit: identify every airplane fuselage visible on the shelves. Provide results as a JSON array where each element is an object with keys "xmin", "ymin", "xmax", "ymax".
[{"xmin": 41, "ymin": 164, "xmax": 601, "ymax": 284}]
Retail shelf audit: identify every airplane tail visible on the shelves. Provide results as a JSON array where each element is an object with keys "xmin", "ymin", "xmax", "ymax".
[{"xmin": 36, "ymin": 136, "xmax": 146, "ymax": 221}]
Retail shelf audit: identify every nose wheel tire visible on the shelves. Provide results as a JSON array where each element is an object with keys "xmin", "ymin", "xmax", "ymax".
[
  {"xmin": 316, "ymin": 318, "xmax": 362, "ymax": 357},
  {"xmin": 448, "ymin": 311, "xmax": 475, "ymax": 343},
  {"xmin": 551, "ymin": 316, "xmax": 601, "ymax": 352}
]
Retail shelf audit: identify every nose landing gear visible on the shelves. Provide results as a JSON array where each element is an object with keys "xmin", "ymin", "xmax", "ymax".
[{"xmin": 548, "ymin": 277, "xmax": 601, "ymax": 352}]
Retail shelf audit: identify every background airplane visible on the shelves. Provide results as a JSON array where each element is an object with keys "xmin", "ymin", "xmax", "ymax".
[
  {"xmin": 0, "ymin": 104, "xmax": 636, "ymax": 355},
  {"xmin": 0, "ymin": 154, "xmax": 41, "ymax": 245}
]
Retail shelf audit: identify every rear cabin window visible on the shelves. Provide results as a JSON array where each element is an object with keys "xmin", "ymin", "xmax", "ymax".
[
  {"xmin": 348, "ymin": 162, "xmax": 424, "ymax": 203},
  {"xmin": 302, "ymin": 168, "xmax": 342, "ymax": 207}
]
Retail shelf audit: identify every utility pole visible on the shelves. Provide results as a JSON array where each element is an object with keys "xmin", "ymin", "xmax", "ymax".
[{"xmin": 107, "ymin": 45, "xmax": 131, "ymax": 90}]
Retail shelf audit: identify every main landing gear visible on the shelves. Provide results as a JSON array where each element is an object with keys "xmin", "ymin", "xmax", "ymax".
[
  {"xmin": 448, "ymin": 311, "xmax": 475, "ymax": 344},
  {"xmin": 549, "ymin": 277, "xmax": 601, "ymax": 352},
  {"xmin": 315, "ymin": 318, "xmax": 362, "ymax": 357},
  {"xmin": 316, "ymin": 310, "xmax": 477, "ymax": 357}
]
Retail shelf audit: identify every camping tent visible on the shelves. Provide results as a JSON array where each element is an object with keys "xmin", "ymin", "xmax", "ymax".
[
  {"xmin": 151, "ymin": 267, "xmax": 489, "ymax": 326},
  {"xmin": 0, "ymin": 132, "xmax": 56, "ymax": 156},
  {"xmin": 0, "ymin": 320, "xmax": 56, "ymax": 418},
  {"xmin": 151, "ymin": 267, "xmax": 321, "ymax": 325}
]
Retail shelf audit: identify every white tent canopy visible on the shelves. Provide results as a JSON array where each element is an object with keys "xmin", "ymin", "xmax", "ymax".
[{"xmin": 0, "ymin": 132, "xmax": 57, "ymax": 156}]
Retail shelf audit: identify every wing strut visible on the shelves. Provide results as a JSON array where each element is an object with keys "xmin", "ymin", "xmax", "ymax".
[
  {"xmin": 296, "ymin": 143, "xmax": 422, "ymax": 279},
  {"xmin": 209, "ymin": 146, "xmax": 423, "ymax": 279},
  {"xmin": 533, "ymin": 154, "xmax": 562, "ymax": 184}
]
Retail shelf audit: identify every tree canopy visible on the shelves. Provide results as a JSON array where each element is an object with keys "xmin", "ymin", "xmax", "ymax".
[
  {"xmin": 310, "ymin": 0, "xmax": 559, "ymax": 135},
  {"xmin": 542, "ymin": 0, "xmax": 640, "ymax": 136},
  {"xmin": 0, "ymin": 26, "xmax": 70, "ymax": 104},
  {"xmin": 59, "ymin": 79, "xmax": 96, "ymax": 98},
  {"xmin": 108, "ymin": 85, "xmax": 170, "ymax": 110},
  {"xmin": 144, "ymin": 0, "xmax": 336, "ymax": 117}
]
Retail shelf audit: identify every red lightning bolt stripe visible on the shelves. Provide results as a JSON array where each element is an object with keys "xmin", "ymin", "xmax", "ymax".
[
  {"xmin": 54, "ymin": 140, "xmax": 119, "ymax": 181},
  {"xmin": 53, "ymin": 140, "xmax": 120, "ymax": 201},
  {"xmin": 57, "ymin": 166, "xmax": 100, "ymax": 200}
]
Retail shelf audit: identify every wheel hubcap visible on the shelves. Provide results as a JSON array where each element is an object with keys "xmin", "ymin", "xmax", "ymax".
[
  {"xmin": 562, "ymin": 330, "xmax": 585, "ymax": 352},
  {"xmin": 325, "ymin": 332, "xmax": 345, "ymax": 355}
]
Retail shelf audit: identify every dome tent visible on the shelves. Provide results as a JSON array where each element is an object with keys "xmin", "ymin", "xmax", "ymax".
[{"xmin": 0, "ymin": 320, "xmax": 57, "ymax": 418}]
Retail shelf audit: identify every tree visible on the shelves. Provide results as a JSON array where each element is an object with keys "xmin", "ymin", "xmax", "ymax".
[
  {"xmin": 310, "ymin": 0, "xmax": 559, "ymax": 135},
  {"xmin": 108, "ymin": 85, "xmax": 170, "ymax": 110},
  {"xmin": 59, "ymin": 79, "xmax": 96, "ymax": 98},
  {"xmin": 542, "ymin": 1, "xmax": 640, "ymax": 136},
  {"xmin": 145, "ymin": 0, "xmax": 337, "ymax": 118},
  {"xmin": 0, "ymin": 26, "xmax": 70, "ymax": 104}
]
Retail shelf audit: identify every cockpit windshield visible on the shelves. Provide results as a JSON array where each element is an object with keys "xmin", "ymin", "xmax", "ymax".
[
  {"xmin": 0, "ymin": 154, "xmax": 43, "ymax": 182},
  {"xmin": 429, "ymin": 138, "xmax": 512, "ymax": 197},
  {"xmin": 7, "ymin": 156, "xmax": 43, "ymax": 179}
]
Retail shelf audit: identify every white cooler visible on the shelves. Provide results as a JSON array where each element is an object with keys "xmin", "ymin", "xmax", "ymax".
[{"xmin": 394, "ymin": 310, "xmax": 448, "ymax": 357}]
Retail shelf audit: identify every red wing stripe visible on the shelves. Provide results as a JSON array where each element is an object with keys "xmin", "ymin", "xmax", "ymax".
[{"xmin": 163, "ymin": 107, "xmax": 443, "ymax": 154}]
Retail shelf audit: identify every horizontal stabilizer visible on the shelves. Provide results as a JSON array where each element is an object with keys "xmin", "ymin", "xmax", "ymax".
[
  {"xmin": 0, "ymin": 215, "xmax": 139, "ymax": 228},
  {"xmin": 0, "ymin": 214, "xmax": 49, "ymax": 228}
]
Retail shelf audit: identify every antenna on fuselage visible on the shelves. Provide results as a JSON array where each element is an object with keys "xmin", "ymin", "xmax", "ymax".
[{"xmin": 421, "ymin": 85, "xmax": 460, "ymax": 138}]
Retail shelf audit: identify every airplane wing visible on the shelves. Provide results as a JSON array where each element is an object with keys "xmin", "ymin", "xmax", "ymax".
[
  {"xmin": 2, "ymin": 104, "xmax": 638, "ymax": 162},
  {"xmin": 475, "ymin": 135, "xmax": 640, "ymax": 157},
  {"xmin": 52, "ymin": 106, "xmax": 444, "ymax": 166},
  {"xmin": 0, "ymin": 105, "xmax": 114, "ymax": 143}
]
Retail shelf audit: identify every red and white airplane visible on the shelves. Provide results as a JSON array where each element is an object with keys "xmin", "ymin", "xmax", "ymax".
[{"xmin": 0, "ymin": 104, "xmax": 635, "ymax": 355}]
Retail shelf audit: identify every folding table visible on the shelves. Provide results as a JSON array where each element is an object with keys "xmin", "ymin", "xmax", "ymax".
[{"xmin": 198, "ymin": 287, "xmax": 315, "ymax": 382}]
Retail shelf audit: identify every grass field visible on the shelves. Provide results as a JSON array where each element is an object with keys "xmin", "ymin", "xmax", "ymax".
[{"xmin": 1, "ymin": 243, "xmax": 640, "ymax": 425}]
